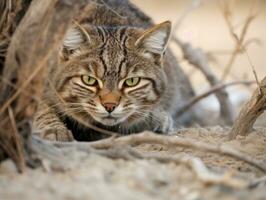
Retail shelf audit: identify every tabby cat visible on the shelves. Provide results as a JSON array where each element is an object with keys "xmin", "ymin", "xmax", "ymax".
[{"xmin": 33, "ymin": 0, "xmax": 194, "ymax": 141}]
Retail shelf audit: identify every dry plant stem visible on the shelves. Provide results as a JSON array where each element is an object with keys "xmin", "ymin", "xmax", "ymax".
[
  {"xmin": 177, "ymin": 81, "xmax": 255, "ymax": 117},
  {"xmin": 53, "ymin": 132, "xmax": 266, "ymax": 173},
  {"xmin": 173, "ymin": 37, "xmax": 234, "ymax": 125},
  {"xmin": 8, "ymin": 107, "xmax": 25, "ymax": 172},
  {"xmin": 240, "ymin": 41, "xmax": 262, "ymax": 95},
  {"xmin": 220, "ymin": 0, "xmax": 257, "ymax": 80},
  {"xmin": 0, "ymin": 137, "xmax": 19, "ymax": 163},
  {"xmin": 229, "ymin": 77, "xmax": 266, "ymax": 139}
]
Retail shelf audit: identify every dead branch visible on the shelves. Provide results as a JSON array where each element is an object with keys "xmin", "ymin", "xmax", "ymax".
[
  {"xmin": 51, "ymin": 132, "xmax": 266, "ymax": 172},
  {"xmin": 176, "ymin": 80, "xmax": 255, "ymax": 117},
  {"xmin": 229, "ymin": 76, "xmax": 266, "ymax": 139},
  {"xmin": 0, "ymin": 0, "xmax": 89, "ymax": 169},
  {"xmin": 172, "ymin": 37, "xmax": 234, "ymax": 125}
]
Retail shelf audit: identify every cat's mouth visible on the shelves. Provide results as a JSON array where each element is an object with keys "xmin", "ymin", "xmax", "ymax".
[
  {"xmin": 99, "ymin": 116, "xmax": 121, "ymax": 126},
  {"xmin": 89, "ymin": 114, "xmax": 124, "ymax": 126},
  {"xmin": 88, "ymin": 107, "xmax": 135, "ymax": 126}
]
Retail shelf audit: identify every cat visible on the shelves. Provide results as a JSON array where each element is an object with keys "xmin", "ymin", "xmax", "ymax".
[{"xmin": 33, "ymin": 0, "xmax": 195, "ymax": 141}]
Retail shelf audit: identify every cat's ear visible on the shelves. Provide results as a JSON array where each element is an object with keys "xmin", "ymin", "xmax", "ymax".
[
  {"xmin": 60, "ymin": 24, "xmax": 91, "ymax": 60},
  {"xmin": 135, "ymin": 21, "xmax": 171, "ymax": 56}
]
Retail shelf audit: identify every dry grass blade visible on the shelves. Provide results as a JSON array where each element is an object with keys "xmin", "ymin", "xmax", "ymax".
[
  {"xmin": 240, "ymin": 42, "xmax": 261, "ymax": 95},
  {"xmin": 8, "ymin": 107, "xmax": 25, "ymax": 172}
]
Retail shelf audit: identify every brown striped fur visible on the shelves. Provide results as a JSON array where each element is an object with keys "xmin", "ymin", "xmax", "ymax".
[{"xmin": 33, "ymin": 0, "xmax": 193, "ymax": 141}]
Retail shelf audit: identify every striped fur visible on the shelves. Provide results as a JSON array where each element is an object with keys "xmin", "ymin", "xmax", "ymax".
[{"xmin": 33, "ymin": 1, "xmax": 182, "ymax": 141}]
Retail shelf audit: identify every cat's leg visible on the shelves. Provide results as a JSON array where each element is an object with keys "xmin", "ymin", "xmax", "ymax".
[
  {"xmin": 33, "ymin": 101, "xmax": 74, "ymax": 141},
  {"xmin": 151, "ymin": 110, "xmax": 175, "ymax": 134}
]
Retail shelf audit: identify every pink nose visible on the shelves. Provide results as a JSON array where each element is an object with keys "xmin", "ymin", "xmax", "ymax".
[{"xmin": 103, "ymin": 103, "xmax": 117, "ymax": 113}]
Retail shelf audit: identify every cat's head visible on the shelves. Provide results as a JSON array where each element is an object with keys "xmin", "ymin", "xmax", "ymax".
[{"xmin": 55, "ymin": 21, "xmax": 171, "ymax": 127}]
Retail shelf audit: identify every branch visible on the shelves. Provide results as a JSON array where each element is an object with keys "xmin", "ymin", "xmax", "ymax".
[
  {"xmin": 176, "ymin": 80, "xmax": 255, "ymax": 117},
  {"xmin": 229, "ymin": 76, "xmax": 266, "ymax": 139}
]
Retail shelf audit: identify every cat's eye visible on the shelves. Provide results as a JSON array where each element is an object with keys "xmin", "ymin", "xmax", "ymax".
[
  {"xmin": 124, "ymin": 77, "xmax": 140, "ymax": 87},
  {"xmin": 81, "ymin": 75, "xmax": 97, "ymax": 86}
]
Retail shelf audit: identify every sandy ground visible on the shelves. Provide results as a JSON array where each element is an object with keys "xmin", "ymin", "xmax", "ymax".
[{"xmin": 0, "ymin": 127, "xmax": 266, "ymax": 200}]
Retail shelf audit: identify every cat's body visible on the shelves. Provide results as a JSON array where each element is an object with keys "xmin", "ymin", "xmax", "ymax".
[{"xmin": 33, "ymin": 0, "xmax": 195, "ymax": 141}]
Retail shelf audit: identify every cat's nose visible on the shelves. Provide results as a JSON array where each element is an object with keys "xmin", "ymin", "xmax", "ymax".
[
  {"xmin": 103, "ymin": 102, "xmax": 117, "ymax": 113},
  {"xmin": 99, "ymin": 89, "xmax": 121, "ymax": 113}
]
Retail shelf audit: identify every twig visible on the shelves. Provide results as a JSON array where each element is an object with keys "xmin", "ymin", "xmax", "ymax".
[
  {"xmin": 239, "ymin": 41, "xmax": 262, "ymax": 95},
  {"xmin": 52, "ymin": 132, "xmax": 266, "ymax": 173},
  {"xmin": 176, "ymin": 80, "xmax": 255, "ymax": 117},
  {"xmin": 98, "ymin": 0, "xmax": 127, "ymax": 19}
]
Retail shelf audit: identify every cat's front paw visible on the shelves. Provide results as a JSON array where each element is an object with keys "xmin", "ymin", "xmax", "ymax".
[
  {"xmin": 154, "ymin": 114, "xmax": 175, "ymax": 134},
  {"xmin": 39, "ymin": 128, "xmax": 74, "ymax": 142},
  {"xmin": 161, "ymin": 115, "xmax": 174, "ymax": 133}
]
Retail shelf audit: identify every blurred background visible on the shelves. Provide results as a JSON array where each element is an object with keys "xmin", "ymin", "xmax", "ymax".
[{"xmin": 132, "ymin": 0, "xmax": 266, "ymax": 125}]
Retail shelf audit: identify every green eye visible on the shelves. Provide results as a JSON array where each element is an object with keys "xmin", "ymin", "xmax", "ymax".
[
  {"xmin": 124, "ymin": 77, "xmax": 140, "ymax": 87},
  {"xmin": 81, "ymin": 75, "xmax": 97, "ymax": 86}
]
